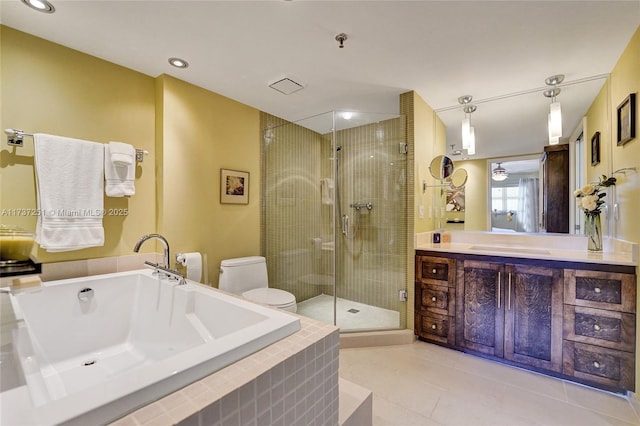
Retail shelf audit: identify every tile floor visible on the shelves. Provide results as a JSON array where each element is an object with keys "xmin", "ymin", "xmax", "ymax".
[
  {"xmin": 297, "ymin": 294, "xmax": 400, "ymax": 332},
  {"xmin": 339, "ymin": 341, "xmax": 640, "ymax": 426}
]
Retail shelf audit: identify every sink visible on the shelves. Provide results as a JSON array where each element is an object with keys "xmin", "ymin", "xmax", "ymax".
[{"xmin": 468, "ymin": 245, "xmax": 551, "ymax": 255}]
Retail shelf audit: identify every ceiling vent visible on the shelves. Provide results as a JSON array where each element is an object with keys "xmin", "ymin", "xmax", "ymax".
[{"xmin": 269, "ymin": 77, "xmax": 304, "ymax": 95}]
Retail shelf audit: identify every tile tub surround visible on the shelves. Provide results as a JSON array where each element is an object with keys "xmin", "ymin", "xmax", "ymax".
[
  {"xmin": 111, "ymin": 315, "xmax": 339, "ymax": 426},
  {"xmin": 415, "ymin": 231, "xmax": 638, "ymax": 266}
]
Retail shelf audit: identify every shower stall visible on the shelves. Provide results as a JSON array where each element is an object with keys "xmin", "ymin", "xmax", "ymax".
[{"xmin": 261, "ymin": 111, "xmax": 408, "ymax": 332}]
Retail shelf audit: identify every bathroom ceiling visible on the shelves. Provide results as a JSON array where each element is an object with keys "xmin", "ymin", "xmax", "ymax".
[{"xmin": 1, "ymin": 1, "xmax": 638, "ymax": 159}]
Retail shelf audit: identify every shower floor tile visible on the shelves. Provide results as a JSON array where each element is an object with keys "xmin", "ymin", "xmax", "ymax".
[{"xmin": 297, "ymin": 294, "xmax": 400, "ymax": 331}]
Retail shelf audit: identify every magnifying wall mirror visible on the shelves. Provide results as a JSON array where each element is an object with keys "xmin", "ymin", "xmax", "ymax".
[
  {"xmin": 448, "ymin": 168, "xmax": 468, "ymax": 189},
  {"xmin": 429, "ymin": 155, "xmax": 454, "ymax": 180}
]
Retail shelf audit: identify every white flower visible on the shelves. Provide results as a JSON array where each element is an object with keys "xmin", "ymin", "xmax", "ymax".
[
  {"xmin": 581, "ymin": 184, "xmax": 596, "ymax": 195},
  {"xmin": 574, "ymin": 189, "xmax": 583, "ymax": 197},
  {"xmin": 581, "ymin": 195, "xmax": 599, "ymax": 211}
]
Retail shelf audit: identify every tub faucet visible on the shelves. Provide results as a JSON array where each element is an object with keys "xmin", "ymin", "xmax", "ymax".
[{"xmin": 134, "ymin": 233, "xmax": 171, "ymax": 269}]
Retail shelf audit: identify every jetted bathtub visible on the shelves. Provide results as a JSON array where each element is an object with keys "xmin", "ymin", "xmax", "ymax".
[{"xmin": 0, "ymin": 269, "xmax": 301, "ymax": 425}]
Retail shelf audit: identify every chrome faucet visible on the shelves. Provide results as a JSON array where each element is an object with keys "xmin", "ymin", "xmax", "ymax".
[{"xmin": 134, "ymin": 233, "xmax": 171, "ymax": 269}]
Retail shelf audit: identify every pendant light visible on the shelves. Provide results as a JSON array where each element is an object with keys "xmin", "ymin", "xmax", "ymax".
[
  {"xmin": 458, "ymin": 95, "xmax": 476, "ymax": 155},
  {"xmin": 544, "ymin": 75, "xmax": 564, "ymax": 144},
  {"xmin": 492, "ymin": 162, "xmax": 508, "ymax": 181}
]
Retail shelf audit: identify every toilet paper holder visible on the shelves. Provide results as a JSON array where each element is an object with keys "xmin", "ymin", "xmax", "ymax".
[{"xmin": 175, "ymin": 253, "xmax": 188, "ymax": 265}]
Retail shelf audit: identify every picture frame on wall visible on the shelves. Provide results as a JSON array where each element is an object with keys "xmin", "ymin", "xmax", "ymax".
[
  {"xmin": 616, "ymin": 93, "xmax": 636, "ymax": 146},
  {"xmin": 220, "ymin": 169, "xmax": 249, "ymax": 204},
  {"xmin": 590, "ymin": 131, "xmax": 600, "ymax": 166}
]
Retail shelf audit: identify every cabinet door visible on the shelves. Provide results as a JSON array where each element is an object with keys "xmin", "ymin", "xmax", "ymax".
[
  {"xmin": 456, "ymin": 260, "xmax": 505, "ymax": 357},
  {"xmin": 504, "ymin": 264, "xmax": 563, "ymax": 372}
]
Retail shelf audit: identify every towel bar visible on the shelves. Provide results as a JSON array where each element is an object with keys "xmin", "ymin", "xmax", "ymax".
[{"xmin": 4, "ymin": 128, "xmax": 149, "ymax": 162}]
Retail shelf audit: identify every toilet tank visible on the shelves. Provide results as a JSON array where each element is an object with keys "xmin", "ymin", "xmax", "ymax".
[{"xmin": 218, "ymin": 256, "xmax": 269, "ymax": 295}]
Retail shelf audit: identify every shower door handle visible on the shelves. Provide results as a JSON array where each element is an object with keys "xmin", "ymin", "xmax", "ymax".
[{"xmin": 341, "ymin": 215, "xmax": 349, "ymax": 235}]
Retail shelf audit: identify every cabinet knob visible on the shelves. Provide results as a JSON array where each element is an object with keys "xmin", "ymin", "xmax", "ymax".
[
  {"xmin": 431, "ymin": 296, "xmax": 437, "ymax": 302},
  {"xmin": 594, "ymin": 287, "xmax": 601, "ymax": 293},
  {"xmin": 432, "ymin": 268, "xmax": 437, "ymax": 274},
  {"xmin": 593, "ymin": 361, "xmax": 601, "ymax": 369},
  {"xmin": 431, "ymin": 324, "xmax": 437, "ymax": 330},
  {"xmin": 593, "ymin": 324, "xmax": 601, "ymax": 331}
]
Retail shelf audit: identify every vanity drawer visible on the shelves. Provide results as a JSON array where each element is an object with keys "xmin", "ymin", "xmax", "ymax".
[
  {"xmin": 563, "ymin": 305, "xmax": 635, "ymax": 353},
  {"xmin": 416, "ymin": 312, "xmax": 455, "ymax": 346},
  {"xmin": 563, "ymin": 340, "xmax": 635, "ymax": 391},
  {"xmin": 418, "ymin": 283, "xmax": 454, "ymax": 316},
  {"xmin": 416, "ymin": 256, "xmax": 455, "ymax": 286},
  {"xmin": 564, "ymin": 269, "xmax": 636, "ymax": 313}
]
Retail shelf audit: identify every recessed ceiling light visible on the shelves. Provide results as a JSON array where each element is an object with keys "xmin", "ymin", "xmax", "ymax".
[
  {"xmin": 21, "ymin": 0, "xmax": 55, "ymax": 13},
  {"xmin": 168, "ymin": 57, "xmax": 189, "ymax": 69},
  {"xmin": 341, "ymin": 112, "xmax": 353, "ymax": 120}
]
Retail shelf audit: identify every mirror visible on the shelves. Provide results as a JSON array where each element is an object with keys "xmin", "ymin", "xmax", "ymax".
[
  {"xmin": 429, "ymin": 155, "xmax": 454, "ymax": 180},
  {"xmin": 449, "ymin": 168, "xmax": 468, "ymax": 189},
  {"xmin": 435, "ymin": 76, "xmax": 610, "ymax": 234},
  {"xmin": 489, "ymin": 156, "xmax": 540, "ymax": 233}
]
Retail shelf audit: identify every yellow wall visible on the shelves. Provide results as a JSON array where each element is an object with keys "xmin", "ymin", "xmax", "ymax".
[
  {"xmin": 156, "ymin": 75, "xmax": 261, "ymax": 286},
  {"xmin": 411, "ymin": 92, "xmax": 446, "ymax": 233},
  {"xmin": 0, "ymin": 26, "xmax": 157, "ymax": 262},
  {"xmin": 609, "ymin": 26, "xmax": 640, "ymax": 244},
  {"xmin": 454, "ymin": 159, "xmax": 488, "ymax": 231},
  {"xmin": 0, "ymin": 27, "xmax": 261, "ymax": 283}
]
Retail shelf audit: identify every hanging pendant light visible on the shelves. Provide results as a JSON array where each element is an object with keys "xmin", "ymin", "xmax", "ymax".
[
  {"xmin": 492, "ymin": 162, "xmax": 508, "ymax": 181},
  {"xmin": 544, "ymin": 75, "xmax": 564, "ymax": 144},
  {"xmin": 458, "ymin": 95, "xmax": 476, "ymax": 154}
]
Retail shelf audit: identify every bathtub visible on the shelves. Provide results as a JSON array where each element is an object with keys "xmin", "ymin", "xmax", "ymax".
[{"xmin": 1, "ymin": 269, "xmax": 301, "ymax": 425}]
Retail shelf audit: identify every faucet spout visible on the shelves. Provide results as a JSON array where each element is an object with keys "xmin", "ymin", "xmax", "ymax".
[{"xmin": 134, "ymin": 233, "xmax": 170, "ymax": 269}]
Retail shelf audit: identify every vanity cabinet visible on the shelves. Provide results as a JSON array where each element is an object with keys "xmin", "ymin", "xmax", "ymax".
[
  {"xmin": 562, "ymin": 269, "xmax": 636, "ymax": 390},
  {"xmin": 414, "ymin": 256, "xmax": 456, "ymax": 345},
  {"xmin": 455, "ymin": 260, "xmax": 563, "ymax": 372},
  {"xmin": 415, "ymin": 250, "xmax": 636, "ymax": 393}
]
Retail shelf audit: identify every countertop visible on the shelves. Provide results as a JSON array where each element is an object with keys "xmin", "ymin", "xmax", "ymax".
[{"xmin": 415, "ymin": 231, "xmax": 638, "ymax": 267}]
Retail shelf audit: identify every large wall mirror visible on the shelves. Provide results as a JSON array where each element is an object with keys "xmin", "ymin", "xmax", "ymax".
[{"xmin": 433, "ymin": 75, "xmax": 609, "ymax": 234}]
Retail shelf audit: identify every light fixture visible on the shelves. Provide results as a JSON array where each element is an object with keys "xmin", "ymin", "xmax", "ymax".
[
  {"xmin": 341, "ymin": 112, "xmax": 353, "ymax": 120},
  {"xmin": 168, "ymin": 57, "xmax": 189, "ymax": 69},
  {"xmin": 492, "ymin": 162, "xmax": 508, "ymax": 181},
  {"xmin": 458, "ymin": 95, "xmax": 477, "ymax": 155},
  {"xmin": 21, "ymin": 0, "xmax": 55, "ymax": 13},
  {"xmin": 544, "ymin": 74, "xmax": 564, "ymax": 144}
]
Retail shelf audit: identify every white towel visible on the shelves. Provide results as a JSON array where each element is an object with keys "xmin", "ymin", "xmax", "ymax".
[
  {"xmin": 34, "ymin": 133, "xmax": 105, "ymax": 252},
  {"xmin": 320, "ymin": 178, "xmax": 334, "ymax": 205},
  {"xmin": 108, "ymin": 141, "xmax": 135, "ymax": 165},
  {"xmin": 104, "ymin": 142, "xmax": 135, "ymax": 197}
]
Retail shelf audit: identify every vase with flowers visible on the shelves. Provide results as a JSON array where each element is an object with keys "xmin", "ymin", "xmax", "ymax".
[{"xmin": 574, "ymin": 175, "xmax": 616, "ymax": 252}]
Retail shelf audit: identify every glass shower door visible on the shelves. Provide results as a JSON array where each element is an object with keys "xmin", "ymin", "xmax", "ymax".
[{"xmin": 261, "ymin": 111, "xmax": 407, "ymax": 332}]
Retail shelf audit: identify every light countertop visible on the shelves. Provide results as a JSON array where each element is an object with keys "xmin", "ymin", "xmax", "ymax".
[{"xmin": 415, "ymin": 231, "xmax": 638, "ymax": 267}]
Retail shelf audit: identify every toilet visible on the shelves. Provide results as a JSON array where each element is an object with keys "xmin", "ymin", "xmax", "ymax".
[{"xmin": 218, "ymin": 256, "xmax": 297, "ymax": 313}]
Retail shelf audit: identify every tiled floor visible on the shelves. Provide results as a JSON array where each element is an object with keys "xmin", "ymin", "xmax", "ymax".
[{"xmin": 339, "ymin": 341, "xmax": 640, "ymax": 426}]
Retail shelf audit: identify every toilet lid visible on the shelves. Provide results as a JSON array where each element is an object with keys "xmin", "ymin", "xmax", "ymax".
[{"xmin": 243, "ymin": 288, "xmax": 296, "ymax": 307}]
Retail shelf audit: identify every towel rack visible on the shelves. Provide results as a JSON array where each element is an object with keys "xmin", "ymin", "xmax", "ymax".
[{"xmin": 4, "ymin": 128, "xmax": 149, "ymax": 163}]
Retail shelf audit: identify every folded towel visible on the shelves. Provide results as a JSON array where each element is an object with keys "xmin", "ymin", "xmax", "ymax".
[
  {"xmin": 108, "ymin": 141, "xmax": 135, "ymax": 165},
  {"xmin": 34, "ymin": 133, "xmax": 105, "ymax": 252},
  {"xmin": 104, "ymin": 143, "xmax": 135, "ymax": 197},
  {"xmin": 320, "ymin": 178, "xmax": 334, "ymax": 205}
]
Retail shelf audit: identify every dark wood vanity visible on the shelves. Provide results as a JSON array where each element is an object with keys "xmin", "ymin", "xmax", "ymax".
[{"xmin": 415, "ymin": 250, "xmax": 637, "ymax": 393}]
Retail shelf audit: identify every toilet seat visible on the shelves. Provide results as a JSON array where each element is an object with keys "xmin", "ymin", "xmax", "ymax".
[{"xmin": 242, "ymin": 288, "xmax": 297, "ymax": 312}]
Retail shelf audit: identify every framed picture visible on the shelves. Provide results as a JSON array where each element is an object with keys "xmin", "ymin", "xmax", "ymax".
[
  {"xmin": 590, "ymin": 131, "xmax": 600, "ymax": 166},
  {"xmin": 220, "ymin": 169, "xmax": 249, "ymax": 204},
  {"xmin": 616, "ymin": 93, "xmax": 636, "ymax": 146}
]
